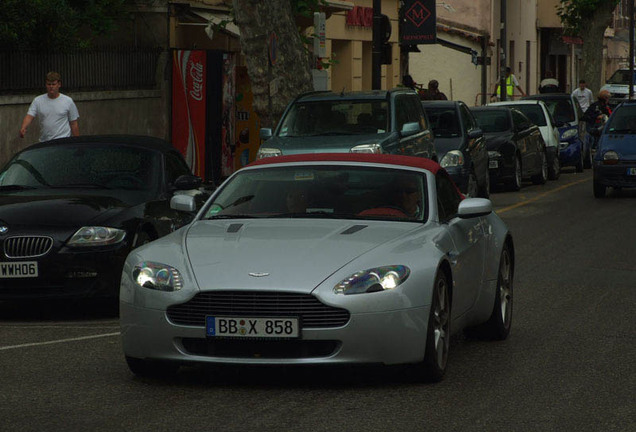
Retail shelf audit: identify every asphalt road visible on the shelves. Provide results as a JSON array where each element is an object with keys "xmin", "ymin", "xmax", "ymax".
[{"xmin": 1, "ymin": 167, "xmax": 634, "ymax": 432}]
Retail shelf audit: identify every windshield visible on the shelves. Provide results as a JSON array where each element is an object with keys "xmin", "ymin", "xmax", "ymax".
[
  {"xmin": 0, "ymin": 144, "xmax": 161, "ymax": 193},
  {"xmin": 606, "ymin": 70, "xmax": 636, "ymax": 85},
  {"xmin": 277, "ymin": 100, "xmax": 389, "ymax": 137},
  {"xmin": 542, "ymin": 99, "xmax": 575, "ymax": 123},
  {"xmin": 607, "ymin": 105, "xmax": 636, "ymax": 134},
  {"xmin": 202, "ymin": 165, "xmax": 427, "ymax": 222},
  {"xmin": 424, "ymin": 107, "xmax": 461, "ymax": 138},
  {"xmin": 499, "ymin": 104, "xmax": 547, "ymax": 126},
  {"xmin": 472, "ymin": 110, "xmax": 510, "ymax": 133}
]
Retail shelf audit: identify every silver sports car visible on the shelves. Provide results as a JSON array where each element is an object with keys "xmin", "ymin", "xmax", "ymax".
[{"xmin": 120, "ymin": 153, "xmax": 514, "ymax": 381}]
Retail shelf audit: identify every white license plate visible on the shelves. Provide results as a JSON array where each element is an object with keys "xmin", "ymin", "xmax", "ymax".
[
  {"xmin": 489, "ymin": 160, "xmax": 499, "ymax": 169},
  {"xmin": 206, "ymin": 316, "xmax": 300, "ymax": 338},
  {"xmin": 627, "ymin": 168, "xmax": 636, "ymax": 175},
  {"xmin": 0, "ymin": 261, "xmax": 38, "ymax": 278}
]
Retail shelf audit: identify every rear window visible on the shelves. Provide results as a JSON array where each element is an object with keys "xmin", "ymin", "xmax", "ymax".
[
  {"xmin": 424, "ymin": 107, "xmax": 461, "ymax": 137},
  {"xmin": 542, "ymin": 99, "xmax": 575, "ymax": 123},
  {"xmin": 607, "ymin": 70, "xmax": 636, "ymax": 85},
  {"xmin": 607, "ymin": 105, "xmax": 636, "ymax": 133},
  {"xmin": 501, "ymin": 104, "xmax": 546, "ymax": 126},
  {"xmin": 471, "ymin": 110, "xmax": 510, "ymax": 133},
  {"xmin": 277, "ymin": 100, "xmax": 389, "ymax": 137}
]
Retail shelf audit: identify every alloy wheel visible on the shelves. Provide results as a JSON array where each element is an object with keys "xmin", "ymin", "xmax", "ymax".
[{"xmin": 432, "ymin": 275, "xmax": 450, "ymax": 370}]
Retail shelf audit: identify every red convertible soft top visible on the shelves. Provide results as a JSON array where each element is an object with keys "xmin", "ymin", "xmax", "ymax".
[{"xmin": 248, "ymin": 153, "xmax": 442, "ymax": 174}]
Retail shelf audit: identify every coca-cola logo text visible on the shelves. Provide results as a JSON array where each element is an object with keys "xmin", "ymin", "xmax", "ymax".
[{"xmin": 189, "ymin": 61, "xmax": 204, "ymax": 101}]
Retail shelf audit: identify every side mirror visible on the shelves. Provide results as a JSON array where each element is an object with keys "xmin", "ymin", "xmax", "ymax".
[
  {"xmin": 401, "ymin": 122, "xmax": 421, "ymax": 137},
  {"xmin": 170, "ymin": 194, "xmax": 197, "ymax": 212},
  {"xmin": 172, "ymin": 174, "xmax": 202, "ymax": 191},
  {"xmin": 467, "ymin": 128, "xmax": 483, "ymax": 139},
  {"xmin": 457, "ymin": 198, "xmax": 492, "ymax": 219},
  {"xmin": 259, "ymin": 128, "xmax": 273, "ymax": 140}
]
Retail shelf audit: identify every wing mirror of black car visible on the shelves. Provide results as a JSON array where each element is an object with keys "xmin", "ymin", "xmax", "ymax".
[
  {"xmin": 467, "ymin": 128, "xmax": 483, "ymax": 139},
  {"xmin": 556, "ymin": 120, "xmax": 567, "ymax": 128},
  {"xmin": 259, "ymin": 128, "xmax": 273, "ymax": 140},
  {"xmin": 172, "ymin": 174, "xmax": 202, "ymax": 191},
  {"xmin": 400, "ymin": 122, "xmax": 421, "ymax": 137}
]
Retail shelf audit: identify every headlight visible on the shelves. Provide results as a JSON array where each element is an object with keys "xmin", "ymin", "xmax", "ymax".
[
  {"xmin": 256, "ymin": 148, "xmax": 282, "ymax": 159},
  {"xmin": 67, "ymin": 226, "xmax": 126, "ymax": 247},
  {"xmin": 350, "ymin": 143, "xmax": 382, "ymax": 154},
  {"xmin": 488, "ymin": 151, "xmax": 501, "ymax": 159},
  {"xmin": 440, "ymin": 150, "xmax": 464, "ymax": 168},
  {"xmin": 560, "ymin": 129, "xmax": 577, "ymax": 140},
  {"xmin": 132, "ymin": 261, "xmax": 183, "ymax": 292},
  {"xmin": 334, "ymin": 265, "xmax": 410, "ymax": 295},
  {"xmin": 603, "ymin": 151, "xmax": 619, "ymax": 165}
]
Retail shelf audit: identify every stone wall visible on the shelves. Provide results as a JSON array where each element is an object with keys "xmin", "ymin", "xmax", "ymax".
[{"xmin": 0, "ymin": 88, "xmax": 168, "ymax": 167}]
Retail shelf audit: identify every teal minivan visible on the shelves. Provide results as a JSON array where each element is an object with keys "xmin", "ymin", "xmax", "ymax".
[{"xmin": 257, "ymin": 89, "xmax": 437, "ymax": 162}]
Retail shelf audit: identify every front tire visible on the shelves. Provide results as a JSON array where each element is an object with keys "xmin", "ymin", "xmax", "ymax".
[
  {"xmin": 575, "ymin": 147, "xmax": 584, "ymax": 173},
  {"xmin": 509, "ymin": 156, "xmax": 522, "ymax": 191},
  {"xmin": 593, "ymin": 181, "xmax": 606, "ymax": 198},
  {"xmin": 531, "ymin": 151, "xmax": 548, "ymax": 185},
  {"xmin": 467, "ymin": 244, "xmax": 513, "ymax": 340},
  {"xmin": 584, "ymin": 146, "xmax": 593, "ymax": 169},
  {"xmin": 412, "ymin": 270, "xmax": 451, "ymax": 382},
  {"xmin": 548, "ymin": 152, "xmax": 560, "ymax": 180}
]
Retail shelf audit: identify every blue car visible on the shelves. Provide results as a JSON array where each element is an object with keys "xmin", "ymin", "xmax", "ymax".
[
  {"xmin": 523, "ymin": 93, "xmax": 593, "ymax": 172},
  {"xmin": 593, "ymin": 101, "xmax": 636, "ymax": 198}
]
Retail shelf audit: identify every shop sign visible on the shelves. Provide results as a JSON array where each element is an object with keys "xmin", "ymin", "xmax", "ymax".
[
  {"xmin": 402, "ymin": 0, "xmax": 436, "ymax": 44},
  {"xmin": 346, "ymin": 6, "xmax": 373, "ymax": 28}
]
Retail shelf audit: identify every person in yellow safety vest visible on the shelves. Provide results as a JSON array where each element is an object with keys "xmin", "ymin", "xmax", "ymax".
[{"xmin": 491, "ymin": 67, "xmax": 527, "ymax": 100}]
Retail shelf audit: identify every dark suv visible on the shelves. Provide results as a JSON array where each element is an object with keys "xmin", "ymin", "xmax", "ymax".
[{"xmin": 257, "ymin": 89, "xmax": 436, "ymax": 161}]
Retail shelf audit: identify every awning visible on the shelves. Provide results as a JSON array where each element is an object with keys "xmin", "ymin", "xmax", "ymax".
[{"xmin": 193, "ymin": 11, "xmax": 240, "ymax": 38}]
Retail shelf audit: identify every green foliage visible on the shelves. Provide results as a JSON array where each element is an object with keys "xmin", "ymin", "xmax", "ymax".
[
  {"xmin": 0, "ymin": 0, "xmax": 127, "ymax": 50},
  {"xmin": 557, "ymin": 0, "xmax": 620, "ymax": 34},
  {"xmin": 291, "ymin": 0, "xmax": 328, "ymax": 18}
]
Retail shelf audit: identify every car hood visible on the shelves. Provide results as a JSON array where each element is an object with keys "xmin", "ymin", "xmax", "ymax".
[
  {"xmin": 433, "ymin": 136, "xmax": 464, "ymax": 159},
  {"xmin": 600, "ymin": 134, "xmax": 636, "ymax": 160},
  {"xmin": 0, "ymin": 191, "xmax": 130, "ymax": 227},
  {"xmin": 483, "ymin": 132, "xmax": 513, "ymax": 150},
  {"xmin": 184, "ymin": 219, "xmax": 420, "ymax": 293},
  {"xmin": 264, "ymin": 134, "xmax": 392, "ymax": 153}
]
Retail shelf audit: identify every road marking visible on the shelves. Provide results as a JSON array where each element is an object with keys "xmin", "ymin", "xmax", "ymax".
[
  {"xmin": 0, "ymin": 332, "xmax": 120, "ymax": 351},
  {"xmin": 497, "ymin": 177, "xmax": 590, "ymax": 214}
]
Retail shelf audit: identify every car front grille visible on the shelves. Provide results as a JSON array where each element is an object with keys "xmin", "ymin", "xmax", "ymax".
[
  {"xmin": 167, "ymin": 291, "xmax": 350, "ymax": 329},
  {"xmin": 3, "ymin": 236, "xmax": 54, "ymax": 258}
]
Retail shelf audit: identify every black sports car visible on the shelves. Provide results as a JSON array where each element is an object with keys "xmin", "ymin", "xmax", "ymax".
[
  {"xmin": 0, "ymin": 135, "xmax": 208, "ymax": 300},
  {"xmin": 470, "ymin": 106, "xmax": 548, "ymax": 191}
]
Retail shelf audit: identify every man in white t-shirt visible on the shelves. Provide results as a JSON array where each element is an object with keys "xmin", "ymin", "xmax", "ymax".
[
  {"xmin": 572, "ymin": 79, "xmax": 594, "ymax": 112},
  {"xmin": 20, "ymin": 71, "xmax": 80, "ymax": 141}
]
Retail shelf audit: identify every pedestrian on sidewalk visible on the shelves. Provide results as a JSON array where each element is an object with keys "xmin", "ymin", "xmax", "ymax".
[
  {"xmin": 491, "ymin": 67, "xmax": 526, "ymax": 101},
  {"xmin": 420, "ymin": 80, "xmax": 448, "ymax": 100},
  {"xmin": 572, "ymin": 79, "xmax": 594, "ymax": 113},
  {"xmin": 20, "ymin": 71, "xmax": 80, "ymax": 142}
]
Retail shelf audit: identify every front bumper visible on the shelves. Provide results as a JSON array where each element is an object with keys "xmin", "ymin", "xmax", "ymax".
[
  {"xmin": 559, "ymin": 139, "xmax": 582, "ymax": 167},
  {"xmin": 593, "ymin": 162, "xmax": 636, "ymax": 188},
  {"xmin": 0, "ymin": 243, "xmax": 129, "ymax": 300},
  {"xmin": 120, "ymin": 300, "xmax": 429, "ymax": 366}
]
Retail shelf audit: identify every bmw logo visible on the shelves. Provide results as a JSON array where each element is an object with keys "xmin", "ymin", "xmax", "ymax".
[{"xmin": 0, "ymin": 226, "xmax": 8, "ymax": 234}]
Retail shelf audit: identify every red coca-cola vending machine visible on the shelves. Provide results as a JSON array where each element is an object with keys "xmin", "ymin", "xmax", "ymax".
[{"xmin": 172, "ymin": 50, "xmax": 237, "ymax": 184}]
